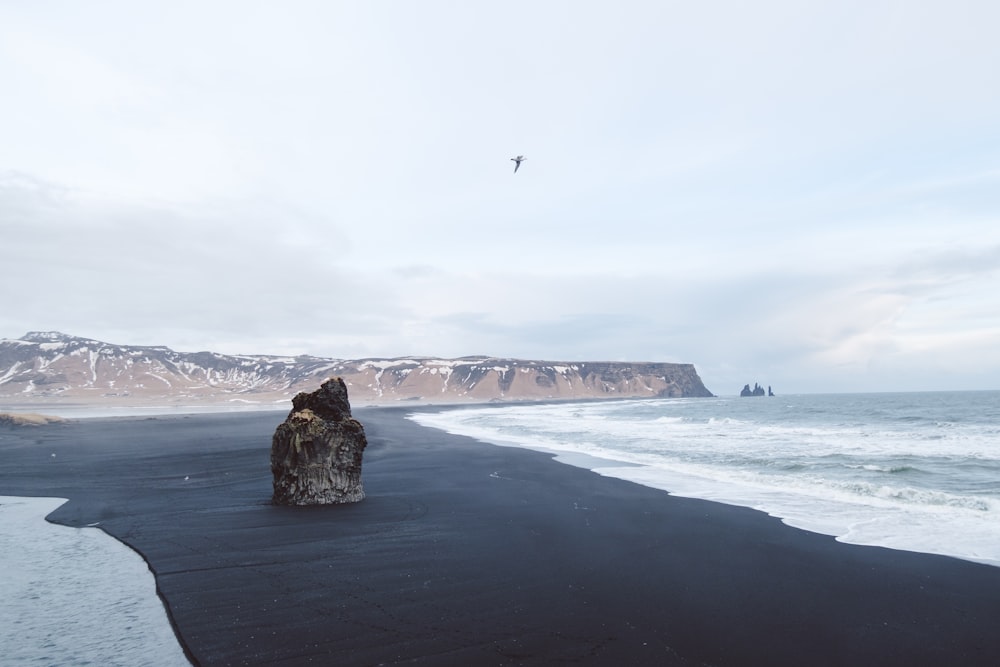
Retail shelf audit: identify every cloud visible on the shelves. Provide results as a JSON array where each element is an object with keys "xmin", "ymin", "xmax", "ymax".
[{"xmin": 3, "ymin": 1, "xmax": 1000, "ymax": 393}]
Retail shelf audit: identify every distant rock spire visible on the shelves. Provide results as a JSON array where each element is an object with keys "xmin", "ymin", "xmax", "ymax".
[{"xmin": 740, "ymin": 382, "xmax": 768, "ymax": 397}]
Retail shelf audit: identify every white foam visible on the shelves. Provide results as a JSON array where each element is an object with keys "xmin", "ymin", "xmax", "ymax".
[{"xmin": 410, "ymin": 395, "xmax": 1000, "ymax": 568}]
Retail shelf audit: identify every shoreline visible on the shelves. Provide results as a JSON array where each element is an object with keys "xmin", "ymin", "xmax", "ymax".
[
  {"xmin": 2, "ymin": 408, "xmax": 999, "ymax": 665},
  {"xmin": 0, "ymin": 495, "xmax": 191, "ymax": 666},
  {"xmin": 410, "ymin": 396, "xmax": 1000, "ymax": 569}
]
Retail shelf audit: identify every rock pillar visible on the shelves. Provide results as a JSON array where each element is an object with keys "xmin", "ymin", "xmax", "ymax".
[{"xmin": 271, "ymin": 377, "xmax": 367, "ymax": 505}]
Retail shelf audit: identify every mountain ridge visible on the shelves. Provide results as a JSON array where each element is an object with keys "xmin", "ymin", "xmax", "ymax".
[{"xmin": 0, "ymin": 331, "xmax": 714, "ymax": 407}]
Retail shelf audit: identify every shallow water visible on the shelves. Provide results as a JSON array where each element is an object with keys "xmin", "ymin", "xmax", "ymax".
[
  {"xmin": 0, "ymin": 496, "xmax": 191, "ymax": 666},
  {"xmin": 411, "ymin": 391, "xmax": 1000, "ymax": 567}
]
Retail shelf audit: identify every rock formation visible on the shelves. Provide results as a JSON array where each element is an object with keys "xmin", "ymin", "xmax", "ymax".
[
  {"xmin": 0, "ymin": 412, "xmax": 66, "ymax": 427},
  {"xmin": 271, "ymin": 377, "xmax": 367, "ymax": 505},
  {"xmin": 740, "ymin": 382, "xmax": 768, "ymax": 397}
]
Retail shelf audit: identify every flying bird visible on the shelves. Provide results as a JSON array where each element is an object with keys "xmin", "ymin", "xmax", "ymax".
[{"xmin": 511, "ymin": 155, "xmax": 526, "ymax": 173}]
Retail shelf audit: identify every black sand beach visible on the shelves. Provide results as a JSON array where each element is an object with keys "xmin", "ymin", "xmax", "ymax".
[{"xmin": 2, "ymin": 407, "xmax": 1000, "ymax": 666}]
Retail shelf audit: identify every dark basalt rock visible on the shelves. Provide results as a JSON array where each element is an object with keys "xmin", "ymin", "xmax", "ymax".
[
  {"xmin": 271, "ymin": 377, "xmax": 367, "ymax": 505},
  {"xmin": 740, "ymin": 382, "xmax": 768, "ymax": 397}
]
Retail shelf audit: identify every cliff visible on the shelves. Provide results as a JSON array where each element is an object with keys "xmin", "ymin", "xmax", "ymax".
[{"xmin": 0, "ymin": 332, "xmax": 714, "ymax": 406}]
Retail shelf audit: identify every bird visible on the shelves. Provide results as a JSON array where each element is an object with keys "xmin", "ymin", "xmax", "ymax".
[{"xmin": 510, "ymin": 155, "xmax": 526, "ymax": 173}]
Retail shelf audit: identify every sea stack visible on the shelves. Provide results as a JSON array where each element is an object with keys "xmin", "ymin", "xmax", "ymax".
[{"xmin": 271, "ymin": 377, "xmax": 367, "ymax": 505}]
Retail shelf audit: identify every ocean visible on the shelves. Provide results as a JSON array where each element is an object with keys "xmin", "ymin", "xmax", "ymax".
[
  {"xmin": 0, "ymin": 496, "xmax": 191, "ymax": 667},
  {"xmin": 410, "ymin": 391, "xmax": 1000, "ymax": 567}
]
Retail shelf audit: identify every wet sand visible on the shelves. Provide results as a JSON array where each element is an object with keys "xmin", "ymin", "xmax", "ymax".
[{"xmin": 2, "ymin": 407, "xmax": 999, "ymax": 666}]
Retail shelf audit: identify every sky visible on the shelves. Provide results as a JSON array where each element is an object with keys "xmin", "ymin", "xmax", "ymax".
[{"xmin": 2, "ymin": 1, "xmax": 999, "ymax": 395}]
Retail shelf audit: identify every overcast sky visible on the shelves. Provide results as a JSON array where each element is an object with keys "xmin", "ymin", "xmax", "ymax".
[{"xmin": 2, "ymin": 1, "xmax": 999, "ymax": 395}]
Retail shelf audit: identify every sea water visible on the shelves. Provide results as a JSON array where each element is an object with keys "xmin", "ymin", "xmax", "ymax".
[
  {"xmin": 0, "ymin": 496, "xmax": 191, "ymax": 666},
  {"xmin": 410, "ymin": 391, "xmax": 1000, "ymax": 567}
]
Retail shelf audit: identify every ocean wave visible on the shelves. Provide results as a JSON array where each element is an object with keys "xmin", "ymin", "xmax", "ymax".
[
  {"xmin": 832, "ymin": 481, "xmax": 994, "ymax": 512},
  {"xmin": 707, "ymin": 417, "xmax": 746, "ymax": 425},
  {"xmin": 653, "ymin": 416, "xmax": 686, "ymax": 424},
  {"xmin": 410, "ymin": 392, "xmax": 1000, "ymax": 566},
  {"xmin": 845, "ymin": 463, "xmax": 919, "ymax": 474}
]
